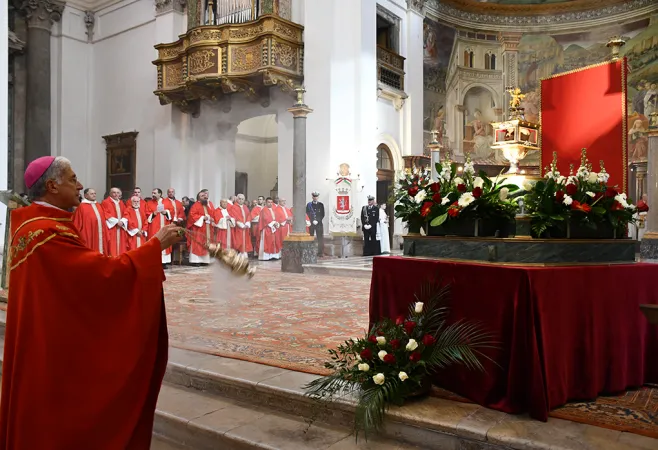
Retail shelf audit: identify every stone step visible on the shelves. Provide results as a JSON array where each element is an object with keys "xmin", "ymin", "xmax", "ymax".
[{"xmin": 301, "ymin": 264, "xmax": 372, "ymax": 278}]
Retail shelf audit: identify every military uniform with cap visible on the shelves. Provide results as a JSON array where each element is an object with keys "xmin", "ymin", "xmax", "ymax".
[
  {"xmin": 361, "ymin": 195, "xmax": 381, "ymax": 256},
  {"xmin": 306, "ymin": 191, "xmax": 325, "ymax": 256}
]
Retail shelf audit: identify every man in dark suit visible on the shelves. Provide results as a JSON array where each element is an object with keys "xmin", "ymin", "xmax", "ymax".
[
  {"xmin": 361, "ymin": 195, "xmax": 381, "ymax": 256},
  {"xmin": 306, "ymin": 191, "xmax": 325, "ymax": 256}
]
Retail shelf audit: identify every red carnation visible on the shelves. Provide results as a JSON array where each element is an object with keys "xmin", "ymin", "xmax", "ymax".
[
  {"xmin": 368, "ymin": 335, "xmax": 377, "ymax": 344},
  {"xmin": 408, "ymin": 186, "xmax": 419, "ymax": 197},
  {"xmin": 555, "ymin": 190, "xmax": 565, "ymax": 203},
  {"xmin": 409, "ymin": 351, "xmax": 422, "ymax": 363},
  {"xmin": 360, "ymin": 348, "xmax": 373, "ymax": 360},
  {"xmin": 390, "ymin": 339, "xmax": 401, "ymax": 350},
  {"xmin": 420, "ymin": 201, "xmax": 433, "ymax": 217},
  {"xmin": 404, "ymin": 320, "xmax": 416, "ymax": 335},
  {"xmin": 432, "ymin": 193, "xmax": 442, "ymax": 203},
  {"xmin": 605, "ymin": 187, "xmax": 618, "ymax": 198},
  {"xmin": 422, "ymin": 335, "xmax": 436, "ymax": 346},
  {"xmin": 472, "ymin": 187, "xmax": 483, "ymax": 198},
  {"xmin": 430, "ymin": 182, "xmax": 441, "ymax": 193},
  {"xmin": 448, "ymin": 207, "xmax": 460, "ymax": 217},
  {"xmin": 457, "ymin": 183, "xmax": 467, "ymax": 193},
  {"xmin": 383, "ymin": 354, "xmax": 396, "ymax": 364},
  {"xmin": 395, "ymin": 316, "xmax": 405, "ymax": 326},
  {"xmin": 566, "ymin": 183, "xmax": 577, "ymax": 196}
]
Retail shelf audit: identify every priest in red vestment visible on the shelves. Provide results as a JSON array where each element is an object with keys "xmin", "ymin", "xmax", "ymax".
[
  {"xmin": 101, "ymin": 187, "xmax": 128, "ymax": 256},
  {"xmin": 147, "ymin": 188, "xmax": 173, "ymax": 265},
  {"xmin": 72, "ymin": 187, "xmax": 107, "ymax": 254},
  {"xmin": 637, "ymin": 193, "xmax": 649, "ymax": 213},
  {"xmin": 127, "ymin": 186, "xmax": 147, "ymax": 211},
  {"xmin": 230, "ymin": 193, "xmax": 253, "ymax": 257},
  {"xmin": 249, "ymin": 196, "xmax": 264, "ymax": 257},
  {"xmin": 258, "ymin": 197, "xmax": 281, "ymax": 261},
  {"xmin": 165, "ymin": 188, "xmax": 186, "ymax": 225},
  {"xmin": 213, "ymin": 199, "xmax": 236, "ymax": 250},
  {"xmin": 124, "ymin": 195, "xmax": 149, "ymax": 250},
  {"xmin": 275, "ymin": 197, "xmax": 293, "ymax": 247},
  {"xmin": 0, "ymin": 156, "xmax": 183, "ymax": 450},
  {"xmin": 186, "ymin": 189, "xmax": 215, "ymax": 265}
]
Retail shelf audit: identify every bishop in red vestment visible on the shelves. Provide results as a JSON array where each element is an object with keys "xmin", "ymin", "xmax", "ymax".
[
  {"xmin": 213, "ymin": 199, "xmax": 236, "ymax": 250},
  {"xmin": 72, "ymin": 187, "xmax": 107, "ymax": 254},
  {"xmin": 124, "ymin": 196, "xmax": 148, "ymax": 250},
  {"xmin": 187, "ymin": 189, "xmax": 215, "ymax": 264},
  {"xmin": 101, "ymin": 187, "xmax": 128, "ymax": 256},
  {"xmin": 230, "ymin": 194, "xmax": 253, "ymax": 256},
  {"xmin": 258, "ymin": 197, "xmax": 281, "ymax": 260},
  {"xmin": 147, "ymin": 189, "xmax": 173, "ymax": 264},
  {"xmin": 0, "ymin": 156, "xmax": 183, "ymax": 450}
]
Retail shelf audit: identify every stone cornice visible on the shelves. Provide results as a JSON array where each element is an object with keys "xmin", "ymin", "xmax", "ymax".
[
  {"xmin": 155, "ymin": 0, "xmax": 186, "ymax": 14},
  {"xmin": 425, "ymin": 0, "xmax": 658, "ymax": 32},
  {"xmin": 18, "ymin": 0, "xmax": 65, "ymax": 30},
  {"xmin": 406, "ymin": 0, "xmax": 426, "ymax": 15}
]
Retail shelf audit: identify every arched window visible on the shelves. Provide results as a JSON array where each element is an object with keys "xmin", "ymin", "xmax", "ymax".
[
  {"xmin": 463, "ymin": 50, "xmax": 469, "ymax": 67},
  {"xmin": 469, "ymin": 51, "xmax": 474, "ymax": 68},
  {"xmin": 484, "ymin": 53, "xmax": 490, "ymax": 70},
  {"xmin": 491, "ymin": 54, "xmax": 496, "ymax": 70},
  {"xmin": 377, "ymin": 145, "xmax": 393, "ymax": 170}
]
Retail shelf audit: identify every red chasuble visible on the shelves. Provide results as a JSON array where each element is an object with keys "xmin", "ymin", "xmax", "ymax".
[
  {"xmin": 258, "ymin": 206, "xmax": 281, "ymax": 256},
  {"xmin": 230, "ymin": 203, "xmax": 253, "ymax": 253},
  {"xmin": 123, "ymin": 206, "xmax": 148, "ymax": 250},
  {"xmin": 0, "ymin": 203, "xmax": 168, "ymax": 450},
  {"xmin": 146, "ymin": 199, "xmax": 172, "ymax": 255},
  {"xmin": 101, "ymin": 197, "xmax": 128, "ymax": 256},
  {"xmin": 212, "ymin": 207, "xmax": 235, "ymax": 250},
  {"xmin": 249, "ymin": 205, "xmax": 264, "ymax": 252},
  {"xmin": 186, "ymin": 201, "xmax": 215, "ymax": 256},
  {"xmin": 72, "ymin": 200, "xmax": 108, "ymax": 254},
  {"xmin": 166, "ymin": 198, "xmax": 185, "ymax": 225},
  {"xmin": 274, "ymin": 205, "xmax": 293, "ymax": 247}
]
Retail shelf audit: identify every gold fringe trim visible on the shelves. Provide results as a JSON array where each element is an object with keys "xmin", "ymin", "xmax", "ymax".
[{"xmin": 539, "ymin": 59, "xmax": 618, "ymax": 82}]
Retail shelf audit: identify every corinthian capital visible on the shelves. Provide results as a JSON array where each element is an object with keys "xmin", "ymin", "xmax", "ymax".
[
  {"xmin": 155, "ymin": 0, "xmax": 186, "ymax": 14},
  {"xmin": 19, "ymin": 0, "xmax": 65, "ymax": 30},
  {"xmin": 406, "ymin": 0, "xmax": 427, "ymax": 14}
]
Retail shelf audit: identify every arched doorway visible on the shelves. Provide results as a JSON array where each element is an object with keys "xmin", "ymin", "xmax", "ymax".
[{"xmin": 376, "ymin": 144, "xmax": 395, "ymax": 248}]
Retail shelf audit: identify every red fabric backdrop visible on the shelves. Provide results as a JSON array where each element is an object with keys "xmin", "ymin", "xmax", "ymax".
[
  {"xmin": 540, "ymin": 59, "xmax": 627, "ymax": 192},
  {"xmin": 369, "ymin": 256, "xmax": 658, "ymax": 421}
]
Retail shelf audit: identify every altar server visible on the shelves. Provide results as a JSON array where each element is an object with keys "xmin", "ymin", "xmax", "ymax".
[
  {"xmin": 187, "ymin": 189, "xmax": 215, "ymax": 265},
  {"xmin": 101, "ymin": 187, "xmax": 128, "ymax": 256},
  {"xmin": 258, "ymin": 197, "xmax": 281, "ymax": 261},
  {"xmin": 361, "ymin": 195, "xmax": 381, "ymax": 256},
  {"xmin": 73, "ymin": 188, "xmax": 107, "ymax": 254}
]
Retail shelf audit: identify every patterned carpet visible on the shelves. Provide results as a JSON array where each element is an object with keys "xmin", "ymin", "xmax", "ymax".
[{"xmin": 163, "ymin": 263, "xmax": 370, "ymax": 375}]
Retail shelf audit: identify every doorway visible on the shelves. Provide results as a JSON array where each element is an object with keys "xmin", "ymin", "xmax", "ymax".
[{"xmin": 376, "ymin": 144, "xmax": 395, "ymax": 249}]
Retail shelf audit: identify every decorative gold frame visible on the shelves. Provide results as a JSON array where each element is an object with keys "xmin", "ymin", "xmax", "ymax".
[
  {"xmin": 153, "ymin": 14, "xmax": 304, "ymax": 114},
  {"xmin": 538, "ymin": 59, "xmax": 628, "ymax": 192}
]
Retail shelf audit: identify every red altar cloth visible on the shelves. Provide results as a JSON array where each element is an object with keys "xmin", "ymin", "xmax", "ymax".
[
  {"xmin": 540, "ymin": 59, "xmax": 628, "ymax": 192},
  {"xmin": 369, "ymin": 256, "xmax": 658, "ymax": 421}
]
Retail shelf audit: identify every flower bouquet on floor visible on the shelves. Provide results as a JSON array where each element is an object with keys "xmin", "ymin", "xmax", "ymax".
[
  {"xmin": 304, "ymin": 278, "xmax": 495, "ymax": 439},
  {"xmin": 523, "ymin": 149, "xmax": 637, "ymax": 238}
]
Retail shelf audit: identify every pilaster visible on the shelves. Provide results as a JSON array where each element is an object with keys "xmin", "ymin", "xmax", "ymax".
[
  {"xmin": 499, "ymin": 32, "xmax": 522, "ymax": 110},
  {"xmin": 405, "ymin": 0, "xmax": 425, "ymax": 157},
  {"xmin": 640, "ymin": 130, "xmax": 658, "ymax": 259}
]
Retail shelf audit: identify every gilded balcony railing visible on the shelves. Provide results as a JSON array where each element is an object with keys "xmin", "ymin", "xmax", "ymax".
[{"xmin": 377, "ymin": 45, "xmax": 405, "ymax": 92}]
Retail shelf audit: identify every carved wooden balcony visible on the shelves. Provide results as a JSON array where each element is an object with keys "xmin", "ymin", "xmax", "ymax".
[
  {"xmin": 377, "ymin": 45, "xmax": 405, "ymax": 92},
  {"xmin": 153, "ymin": 14, "xmax": 303, "ymax": 115}
]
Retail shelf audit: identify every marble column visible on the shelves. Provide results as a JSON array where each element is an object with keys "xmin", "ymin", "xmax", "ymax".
[
  {"xmin": 282, "ymin": 89, "xmax": 317, "ymax": 273},
  {"xmin": 21, "ymin": 0, "xmax": 64, "ymax": 165},
  {"xmin": 640, "ymin": 130, "xmax": 658, "ymax": 259}
]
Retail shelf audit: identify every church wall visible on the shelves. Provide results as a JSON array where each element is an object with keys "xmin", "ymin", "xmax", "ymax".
[{"xmin": 423, "ymin": 13, "xmax": 657, "ymax": 171}]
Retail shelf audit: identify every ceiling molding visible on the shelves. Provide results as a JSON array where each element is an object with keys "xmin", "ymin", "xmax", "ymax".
[
  {"xmin": 425, "ymin": 0, "xmax": 658, "ymax": 32},
  {"xmin": 65, "ymin": 0, "xmax": 123, "ymax": 12},
  {"xmin": 236, "ymin": 134, "xmax": 278, "ymax": 144},
  {"xmin": 437, "ymin": 0, "xmax": 630, "ymax": 17}
]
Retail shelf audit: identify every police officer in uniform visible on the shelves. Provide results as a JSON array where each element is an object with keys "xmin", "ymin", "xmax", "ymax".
[
  {"xmin": 361, "ymin": 195, "xmax": 381, "ymax": 256},
  {"xmin": 306, "ymin": 191, "xmax": 325, "ymax": 256}
]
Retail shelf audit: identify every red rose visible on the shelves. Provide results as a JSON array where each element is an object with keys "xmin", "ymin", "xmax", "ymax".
[
  {"xmin": 430, "ymin": 182, "xmax": 441, "ymax": 193},
  {"xmin": 605, "ymin": 187, "xmax": 617, "ymax": 198},
  {"xmin": 422, "ymin": 335, "xmax": 436, "ymax": 346},
  {"xmin": 404, "ymin": 320, "xmax": 416, "ymax": 335},
  {"xmin": 566, "ymin": 183, "xmax": 577, "ymax": 196},
  {"xmin": 448, "ymin": 207, "xmax": 460, "ymax": 217},
  {"xmin": 409, "ymin": 351, "xmax": 422, "ymax": 363},
  {"xmin": 408, "ymin": 186, "xmax": 419, "ymax": 197},
  {"xmin": 360, "ymin": 348, "xmax": 373, "ymax": 360},
  {"xmin": 368, "ymin": 335, "xmax": 377, "ymax": 344},
  {"xmin": 555, "ymin": 190, "xmax": 565, "ymax": 203},
  {"xmin": 472, "ymin": 187, "xmax": 482, "ymax": 198},
  {"xmin": 383, "ymin": 354, "xmax": 396, "ymax": 364},
  {"xmin": 390, "ymin": 339, "xmax": 401, "ymax": 350},
  {"xmin": 395, "ymin": 316, "xmax": 405, "ymax": 326},
  {"xmin": 420, "ymin": 201, "xmax": 433, "ymax": 217},
  {"xmin": 457, "ymin": 183, "xmax": 467, "ymax": 193},
  {"xmin": 432, "ymin": 193, "xmax": 442, "ymax": 203}
]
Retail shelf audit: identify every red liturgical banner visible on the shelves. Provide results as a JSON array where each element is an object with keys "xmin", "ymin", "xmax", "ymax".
[{"xmin": 540, "ymin": 59, "xmax": 628, "ymax": 192}]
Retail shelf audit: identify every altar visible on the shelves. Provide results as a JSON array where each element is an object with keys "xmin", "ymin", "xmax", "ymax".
[{"xmin": 369, "ymin": 256, "xmax": 658, "ymax": 421}]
